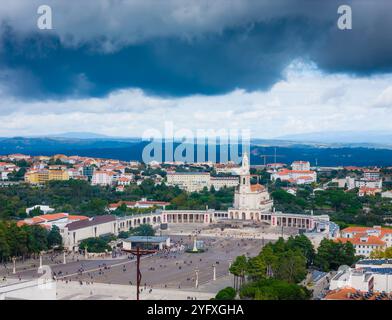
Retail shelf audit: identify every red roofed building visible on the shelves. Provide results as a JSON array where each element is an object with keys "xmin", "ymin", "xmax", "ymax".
[
  {"xmin": 270, "ymin": 168, "xmax": 317, "ymax": 185},
  {"xmin": 336, "ymin": 225, "xmax": 392, "ymax": 256},
  {"xmin": 358, "ymin": 186, "xmax": 382, "ymax": 197},
  {"xmin": 17, "ymin": 213, "xmax": 89, "ymax": 230}
]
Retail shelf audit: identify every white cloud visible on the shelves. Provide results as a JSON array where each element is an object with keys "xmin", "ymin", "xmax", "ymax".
[{"xmin": 0, "ymin": 62, "xmax": 391, "ymax": 138}]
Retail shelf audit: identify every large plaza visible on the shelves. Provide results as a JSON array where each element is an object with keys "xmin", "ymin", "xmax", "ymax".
[{"xmin": 1, "ymin": 223, "xmax": 288, "ymax": 300}]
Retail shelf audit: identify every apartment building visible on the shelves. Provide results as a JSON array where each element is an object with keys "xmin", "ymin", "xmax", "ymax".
[
  {"xmin": 336, "ymin": 226, "xmax": 392, "ymax": 257},
  {"xmin": 91, "ymin": 170, "xmax": 114, "ymax": 186},
  {"xmin": 25, "ymin": 168, "xmax": 69, "ymax": 184},
  {"xmin": 166, "ymin": 172, "xmax": 239, "ymax": 192}
]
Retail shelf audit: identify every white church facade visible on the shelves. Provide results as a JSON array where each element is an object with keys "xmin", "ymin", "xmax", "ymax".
[{"xmin": 229, "ymin": 152, "xmax": 274, "ymax": 220}]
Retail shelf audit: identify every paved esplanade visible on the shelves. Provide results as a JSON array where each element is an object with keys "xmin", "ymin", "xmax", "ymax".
[{"xmin": 5, "ymin": 235, "xmax": 269, "ymax": 294}]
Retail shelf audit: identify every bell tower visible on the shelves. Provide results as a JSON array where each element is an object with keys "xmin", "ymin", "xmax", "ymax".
[{"xmin": 239, "ymin": 152, "xmax": 251, "ymax": 193}]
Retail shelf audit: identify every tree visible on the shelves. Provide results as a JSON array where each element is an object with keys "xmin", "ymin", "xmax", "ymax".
[
  {"xmin": 29, "ymin": 207, "xmax": 44, "ymax": 217},
  {"xmin": 129, "ymin": 224, "xmax": 155, "ymax": 237},
  {"xmin": 79, "ymin": 237, "xmax": 111, "ymax": 253},
  {"xmin": 314, "ymin": 239, "xmax": 356, "ymax": 271},
  {"xmin": 26, "ymin": 225, "xmax": 49, "ymax": 253},
  {"xmin": 47, "ymin": 225, "xmax": 62, "ymax": 248},
  {"xmin": 118, "ymin": 231, "xmax": 131, "ymax": 239},
  {"xmin": 0, "ymin": 227, "xmax": 10, "ymax": 261},
  {"xmin": 275, "ymin": 249, "xmax": 307, "ymax": 283},
  {"xmin": 229, "ymin": 255, "xmax": 248, "ymax": 289},
  {"xmin": 370, "ymin": 247, "xmax": 392, "ymax": 259},
  {"xmin": 215, "ymin": 287, "xmax": 236, "ymax": 300},
  {"xmin": 240, "ymin": 279, "xmax": 310, "ymax": 300},
  {"xmin": 247, "ymin": 255, "xmax": 267, "ymax": 281},
  {"xmin": 286, "ymin": 235, "xmax": 316, "ymax": 266}
]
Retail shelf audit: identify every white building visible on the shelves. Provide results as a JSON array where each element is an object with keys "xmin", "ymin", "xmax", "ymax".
[
  {"xmin": 271, "ymin": 168, "xmax": 317, "ymax": 185},
  {"xmin": 363, "ymin": 170, "xmax": 381, "ymax": 181},
  {"xmin": 210, "ymin": 176, "xmax": 239, "ymax": 190},
  {"xmin": 330, "ymin": 176, "xmax": 355, "ymax": 189},
  {"xmin": 26, "ymin": 205, "xmax": 55, "ymax": 215},
  {"xmin": 166, "ymin": 171, "xmax": 239, "ymax": 192},
  {"xmin": 355, "ymin": 179, "xmax": 382, "ymax": 189},
  {"xmin": 291, "ymin": 161, "xmax": 310, "ymax": 171},
  {"xmin": 329, "ymin": 264, "xmax": 392, "ymax": 294},
  {"xmin": 61, "ymin": 215, "xmax": 118, "ymax": 250},
  {"xmin": 166, "ymin": 172, "xmax": 210, "ymax": 192},
  {"xmin": 382, "ymin": 190, "xmax": 392, "ymax": 199},
  {"xmin": 91, "ymin": 170, "xmax": 114, "ymax": 186},
  {"xmin": 336, "ymin": 226, "xmax": 392, "ymax": 257}
]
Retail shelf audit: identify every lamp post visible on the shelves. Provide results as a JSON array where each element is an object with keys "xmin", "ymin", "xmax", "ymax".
[
  {"xmin": 212, "ymin": 264, "xmax": 216, "ymax": 281},
  {"xmin": 195, "ymin": 268, "xmax": 199, "ymax": 288},
  {"xmin": 63, "ymin": 250, "xmax": 67, "ymax": 265},
  {"xmin": 39, "ymin": 252, "xmax": 43, "ymax": 268},
  {"xmin": 12, "ymin": 257, "xmax": 16, "ymax": 274}
]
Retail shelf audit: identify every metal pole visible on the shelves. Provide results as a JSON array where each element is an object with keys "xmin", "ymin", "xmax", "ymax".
[
  {"xmin": 213, "ymin": 264, "xmax": 216, "ymax": 281},
  {"xmin": 195, "ymin": 269, "xmax": 199, "ymax": 288},
  {"xmin": 12, "ymin": 257, "xmax": 16, "ymax": 274},
  {"xmin": 63, "ymin": 251, "xmax": 66, "ymax": 264},
  {"xmin": 136, "ymin": 247, "xmax": 141, "ymax": 301}
]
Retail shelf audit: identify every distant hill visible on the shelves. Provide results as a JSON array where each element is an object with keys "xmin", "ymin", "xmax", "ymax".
[
  {"xmin": 276, "ymin": 130, "xmax": 392, "ymax": 146},
  {"xmin": 1, "ymin": 137, "xmax": 392, "ymax": 166},
  {"xmin": 48, "ymin": 132, "xmax": 114, "ymax": 139}
]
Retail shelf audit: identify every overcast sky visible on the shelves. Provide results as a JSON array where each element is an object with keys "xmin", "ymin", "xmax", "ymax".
[{"xmin": 0, "ymin": 0, "xmax": 392, "ymax": 138}]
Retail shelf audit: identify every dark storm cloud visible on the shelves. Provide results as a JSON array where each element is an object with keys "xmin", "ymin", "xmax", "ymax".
[{"xmin": 0, "ymin": 0, "xmax": 391, "ymax": 99}]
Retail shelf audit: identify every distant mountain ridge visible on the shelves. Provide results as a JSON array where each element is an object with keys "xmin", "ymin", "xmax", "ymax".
[
  {"xmin": 1, "ymin": 136, "xmax": 392, "ymax": 166},
  {"xmin": 276, "ymin": 130, "xmax": 392, "ymax": 145}
]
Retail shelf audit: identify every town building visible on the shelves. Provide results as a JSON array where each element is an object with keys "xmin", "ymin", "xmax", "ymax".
[
  {"xmin": 358, "ymin": 187, "xmax": 382, "ymax": 197},
  {"xmin": 25, "ymin": 205, "xmax": 55, "ymax": 215},
  {"xmin": 363, "ymin": 169, "xmax": 381, "ymax": 181},
  {"xmin": 210, "ymin": 176, "xmax": 239, "ymax": 190},
  {"xmin": 382, "ymin": 190, "xmax": 392, "ymax": 199},
  {"xmin": 61, "ymin": 215, "xmax": 117, "ymax": 250},
  {"xmin": 355, "ymin": 179, "xmax": 382, "ymax": 189},
  {"xmin": 91, "ymin": 170, "xmax": 114, "ymax": 186},
  {"xmin": 213, "ymin": 162, "xmax": 240, "ymax": 175},
  {"xmin": 17, "ymin": 213, "xmax": 88, "ymax": 230},
  {"xmin": 166, "ymin": 171, "xmax": 239, "ymax": 192},
  {"xmin": 268, "ymin": 160, "xmax": 317, "ymax": 185},
  {"xmin": 108, "ymin": 199, "xmax": 170, "ymax": 211},
  {"xmin": 24, "ymin": 168, "xmax": 69, "ymax": 184},
  {"xmin": 327, "ymin": 260, "xmax": 392, "ymax": 298},
  {"xmin": 336, "ymin": 226, "xmax": 392, "ymax": 257},
  {"xmin": 291, "ymin": 161, "xmax": 310, "ymax": 171},
  {"xmin": 166, "ymin": 172, "xmax": 210, "ymax": 192}
]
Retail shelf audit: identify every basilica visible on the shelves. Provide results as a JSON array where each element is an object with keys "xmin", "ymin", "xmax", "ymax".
[{"xmin": 229, "ymin": 153, "xmax": 274, "ymax": 220}]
